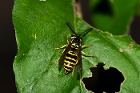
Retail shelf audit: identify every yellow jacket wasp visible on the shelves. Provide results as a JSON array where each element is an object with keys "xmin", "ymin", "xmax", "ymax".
[{"xmin": 55, "ymin": 22, "xmax": 94, "ymax": 78}]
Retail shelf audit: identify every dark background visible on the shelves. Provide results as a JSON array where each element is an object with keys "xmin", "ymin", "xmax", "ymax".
[
  {"xmin": 0, "ymin": 0, "xmax": 139, "ymax": 93},
  {"xmin": 0, "ymin": 0, "xmax": 17, "ymax": 93}
]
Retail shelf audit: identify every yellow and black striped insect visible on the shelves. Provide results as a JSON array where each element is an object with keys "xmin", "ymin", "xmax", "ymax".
[{"xmin": 55, "ymin": 22, "xmax": 93, "ymax": 78}]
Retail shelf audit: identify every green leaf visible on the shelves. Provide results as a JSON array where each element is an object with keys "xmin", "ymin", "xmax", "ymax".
[
  {"xmin": 13, "ymin": 0, "xmax": 140, "ymax": 93},
  {"xmin": 90, "ymin": 0, "xmax": 139, "ymax": 35}
]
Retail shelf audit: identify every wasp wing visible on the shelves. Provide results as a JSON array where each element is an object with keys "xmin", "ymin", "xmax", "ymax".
[
  {"xmin": 76, "ymin": 46, "xmax": 82, "ymax": 79},
  {"xmin": 58, "ymin": 42, "xmax": 72, "ymax": 71}
]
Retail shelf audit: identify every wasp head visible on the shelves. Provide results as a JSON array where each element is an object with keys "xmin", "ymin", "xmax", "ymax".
[{"xmin": 70, "ymin": 34, "xmax": 82, "ymax": 49}]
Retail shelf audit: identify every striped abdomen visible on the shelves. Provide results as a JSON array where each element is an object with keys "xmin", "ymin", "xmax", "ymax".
[{"xmin": 64, "ymin": 50, "xmax": 78, "ymax": 74}]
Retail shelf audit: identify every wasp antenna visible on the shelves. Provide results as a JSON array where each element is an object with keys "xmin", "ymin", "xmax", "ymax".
[
  {"xmin": 66, "ymin": 22, "xmax": 76, "ymax": 34},
  {"xmin": 80, "ymin": 28, "xmax": 93, "ymax": 37}
]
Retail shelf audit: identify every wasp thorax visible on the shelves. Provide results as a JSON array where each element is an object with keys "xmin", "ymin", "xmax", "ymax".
[{"xmin": 70, "ymin": 35, "xmax": 82, "ymax": 48}]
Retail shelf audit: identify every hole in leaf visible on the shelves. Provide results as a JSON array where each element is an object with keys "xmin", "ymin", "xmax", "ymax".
[{"xmin": 82, "ymin": 63, "xmax": 124, "ymax": 93}]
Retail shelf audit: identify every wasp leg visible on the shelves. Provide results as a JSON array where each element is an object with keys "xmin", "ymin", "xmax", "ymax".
[
  {"xmin": 55, "ymin": 44, "xmax": 67, "ymax": 50},
  {"xmin": 66, "ymin": 36, "xmax": 69, "ymax": 43},
  {"xmin": 52, "ymin": 45, "xmax": 67, "ymax": 65},
  {"xmin": 81, "ymin": 51, "xmax": 94, "ymax": 57},
  {"xmin": 50, "ymin": 56, "xmax": 61, "ymax": 65},
  {"xmin": 82, "ymin": 45, "xmax": 92, "ymax": 50},
  {"xmin": 71, "ymin": 67, "xmax": 76, "ymax": 78}
]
